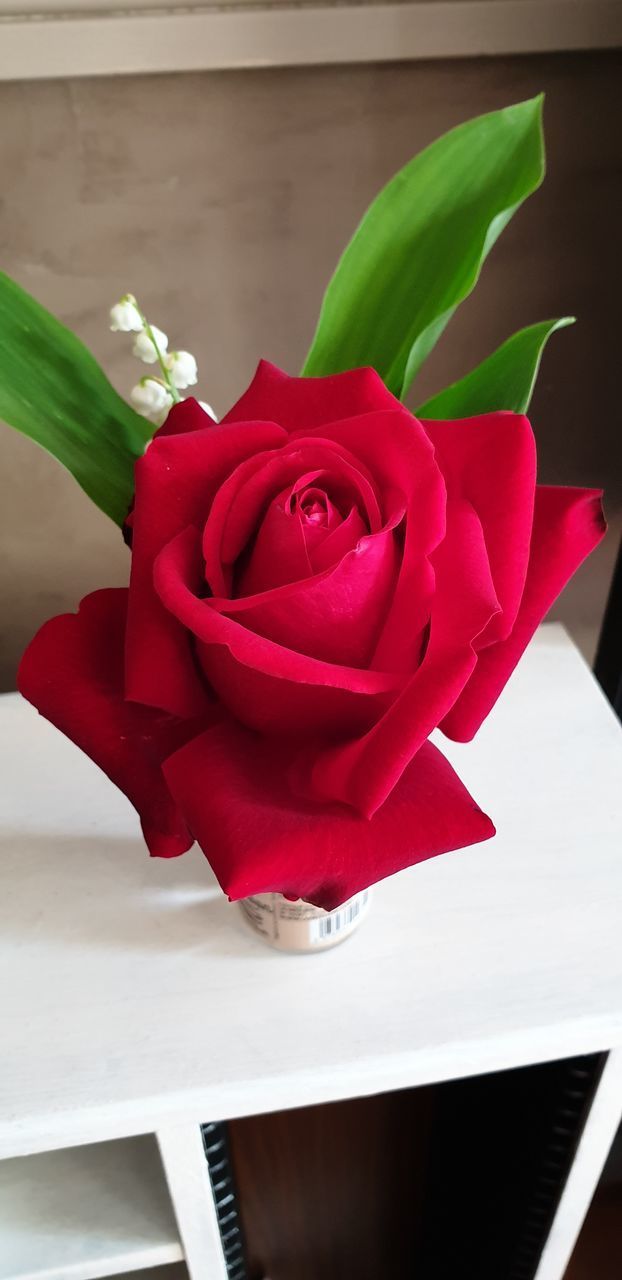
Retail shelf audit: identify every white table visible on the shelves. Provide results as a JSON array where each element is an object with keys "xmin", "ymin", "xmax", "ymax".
[{"xmin": 1, "ymin": 624, "xmax": 621, "ymax": 1280}]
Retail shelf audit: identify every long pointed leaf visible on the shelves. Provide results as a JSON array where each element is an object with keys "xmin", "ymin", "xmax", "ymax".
[
  {"xmin": 0, "ymin": 271, "xmax": 152, "ymax": 525},
  {"xmin": 417, "ymin": 317, "xmax": 574, "ymax": 419},
  {"xmin": 302, "ymin": 97, "xmax": 545, "ymax": 399}
]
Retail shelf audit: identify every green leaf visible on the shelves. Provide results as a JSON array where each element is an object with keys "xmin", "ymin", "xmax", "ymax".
[
  {"xmin": 0, "ymin": 271, "xmax": 152, "ymax": 525},
  {"xmin": 417, "ymin": 317, "xmax": 574, "ymax": 419},
  {"xmin": 302, "ymin": 96, "xmax": 545, "ymax": 399}
]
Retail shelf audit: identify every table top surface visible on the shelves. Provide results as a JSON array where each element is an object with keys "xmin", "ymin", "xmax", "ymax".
[{"xmin": 1, "ymin": 624, "xmax": 622, "ymax": 1159}]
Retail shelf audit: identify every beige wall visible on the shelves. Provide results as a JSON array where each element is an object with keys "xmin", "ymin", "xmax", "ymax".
[{"xmin": 1, "ymin": 50, "xmax": 620, "ymax": 688}]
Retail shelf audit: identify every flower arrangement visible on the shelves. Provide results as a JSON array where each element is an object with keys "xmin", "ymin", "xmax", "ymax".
[{"xmin": 1, "ymin": 97, "xmax": 604, "ymax": 911}]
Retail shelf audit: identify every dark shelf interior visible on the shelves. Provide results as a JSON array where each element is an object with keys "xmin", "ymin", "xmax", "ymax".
[
  {"xmin": 564, "ymin": 1178, "xmax": 622, "ymax": 1279},
  {"xmin": 225, "ymin": 1053, "xmax": 604, "ymax": 1280}
]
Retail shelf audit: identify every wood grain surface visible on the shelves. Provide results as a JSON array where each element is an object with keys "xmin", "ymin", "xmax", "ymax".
[
  {"xmin": 229, "ymin": 1056, "xmax": 603, "ymax": 1280},
  {"xmin": 564, "ymin": 1182, "xmax": 622, "ymax": 1279},
  {"xmin": 229, "ymin": 1087, "xmax": 433, "ymax": 1280}
]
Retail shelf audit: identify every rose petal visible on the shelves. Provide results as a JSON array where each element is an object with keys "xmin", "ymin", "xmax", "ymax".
[
  {"xmin": 223, "ymin": 359, "xmax": 401, "ymax": 432},
  {"xmin": 422, "ymin": 412, "xmax": 537, "ymax": 646},
  {"xmin": 203, "ymin": 439, "xmax": 382, "ymax": 597},
  {"xmin": 294, "ymin": 482, "xmax": 341, "ymax": 531},
  {"xmin": 235, "ymin": 471, "xmax": 354, "ymax": 597},
  {"xmin": 163, "ymin": 717, "xmax": 495, "ymax": 909},
  {"xmin": 292, "ymin": 407, "xmax": 435, "ymax": 498},
  {"xmin": 442, "ymin": 486, "xmax": 606, "ymax": 741},
  {"xmin": 154, "ymin": 526, "xmax": 403, "ymax": 737},
  {"xmin": 153, "ymin": 396, "xmax": 216, "ymax": 439},
  {"xmin": 127, "ymin": 418, "xmax": 287, "ymax": 717},
  {"xmin": 300, "ymin": 498, "xmax": 500, "ymax": 816},
  {"xmin": 308, "ymin": 505, "xmax": 368, "ymax": 573},
  {"xmin": 18, "ymin": 589, "xmax": 200, "ymax": 857},
  {"xmin": 212, "ymin": 525, "xmax": 401, "ymax": 667},
  {"xmin": 289, "ymin": 478, "xmax": 342, "ymax": 557},
  {"xmin": 295, "ymin": 410, "xmax": 447, "ymax": 672},
  {"xmin": 236, "ymin": 487, "xmax": 313, "ymax": 596}
]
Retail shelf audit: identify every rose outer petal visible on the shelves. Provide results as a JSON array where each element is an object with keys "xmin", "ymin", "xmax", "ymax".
[
  {"xmin": 223, "ymin": 359, "xmax": 402, "ymax": 432},
  {"xmin": 127, "ymin": 418, "xmax": 287, "ymax": 717},
  {"xmin": 442, "ymin": 485, "xmax": 606, "ymax": 741},
  {"xmin": 163, "ymin": 716, "xmax": 495, "ymax": 910},
  {"xmin": 18, "ymin": 589, "xmax": 200, "ymax": 857},
  {"xmin": 154, "ymin": 396, "xmax": 217, "ymax": 439},
  {"xmin": 300, "ymin": 497, "xmax": 500, "ymax": 816},
  {"xmin": 422, "ymin": 412, "xmax": 537, "ymax": 646}
]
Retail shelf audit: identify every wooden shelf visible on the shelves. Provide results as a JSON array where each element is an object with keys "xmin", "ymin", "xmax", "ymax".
[
  {"xmin": 108, "ymin": 1272, "xmax": 186, "ymax": 1280},
  {"xmin": 1, "ymin": 627, "xmax": 622, "ymax": 1162},
  {"xmin": 1, "ymin": 624, "xmax": 622, "ymax": 1280},
  {"xmin": 0, "ymin": 1136, "xmax": 184, "ymax": 1280},
  {"xmin": 1, "ymin": 0, "xmax": 621, "ymax": 83},
  {"xmin": 564, "ymin": 1181, "xmax": 622, "ymax": 1279},
  {"xmin": 111, "ymin": 1272, "xmax": 187, "ymax": 1280}
]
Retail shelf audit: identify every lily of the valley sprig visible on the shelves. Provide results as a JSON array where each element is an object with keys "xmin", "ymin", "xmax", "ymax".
[{"xmin": 110, "ymin": 293, "xmax": 215, "ymax": 427}]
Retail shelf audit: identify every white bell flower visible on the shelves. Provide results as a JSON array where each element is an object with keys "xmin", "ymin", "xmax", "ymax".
[
  {"xmin": 110, "ymin": 294, "xmax": 143, "ymax": 333},
  {"xmin": 130, "ymin": 378, "xmax": 173, "ymax": 426},
  {"xmin": 133, "ymin": 325, "xmax": 169, "ymax": 364},
  {"xmin": 199, "ymin": 401, "xmax": 218, "ymax": 422},
  {"xmin": 150, "ymin": 404, "xmax": 174, "ymax": 428},
  {"xmin": 165, "ymin": 350, "xmax": 198, "ymax": 389}
]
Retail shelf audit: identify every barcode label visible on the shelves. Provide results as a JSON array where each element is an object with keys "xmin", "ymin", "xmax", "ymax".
[{"xmin": 311, "ymin": 890, "xmax": 369, "ymax": 942}]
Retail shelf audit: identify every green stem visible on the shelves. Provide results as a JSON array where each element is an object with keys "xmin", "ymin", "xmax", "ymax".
[{"xmin": 136, "ymin": 303, "xmax": 181, "ymax": 403}]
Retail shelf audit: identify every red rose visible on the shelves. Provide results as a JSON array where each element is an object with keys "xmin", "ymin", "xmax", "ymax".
[{"xmin": 19, "ymin": 362, "xmax": 605, "ymax": 908}]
